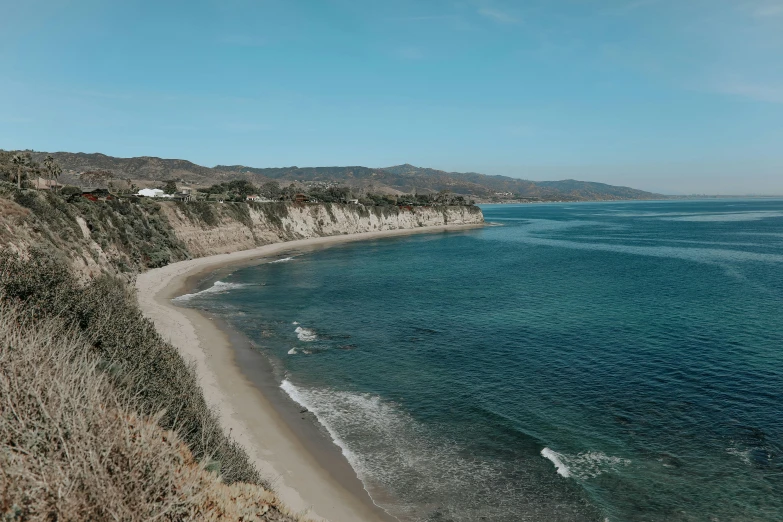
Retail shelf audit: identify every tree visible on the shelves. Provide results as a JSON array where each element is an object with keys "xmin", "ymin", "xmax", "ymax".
[
  {"xmin": 11, "ymin": 153, "xmax": 30, "ymax": 189},
  {"xmin": 61, "ymin": 185, "xmax": 81, "ymax": 196},
  {"xmin": 163, "ymin": 180, "xmax": 177, "ymax": 194},
  {"xmin": 281, "ymin": 183, "xmax": 299, "ymax": 201},
  {"xmin": 225, "ymin": 179, "xmax": 257, "ymax": 196},
  {"xmin": 327, "ymin": 186, "xmax": 352, "ymax": 201},
  {"xmin": 43, "ymin": 155, "xmax": 62, "ymax": 191},
  {"xmin": 260, "ymin": 181, "xmax": 282, "ymax": 199}
]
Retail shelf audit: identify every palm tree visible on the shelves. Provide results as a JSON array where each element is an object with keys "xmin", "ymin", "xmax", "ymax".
[
  {"xmin": 43, "ymin": 155, "xmax": 62, "ymax": 191},
  {"xmin": 11, "ymin": 154, "xmax": 30, "ymax": 189}
]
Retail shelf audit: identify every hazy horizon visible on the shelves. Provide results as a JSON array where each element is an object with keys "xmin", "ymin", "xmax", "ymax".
[{"xmin": 2, "ymin": 0, "xmax": 782, "ymax": 195}]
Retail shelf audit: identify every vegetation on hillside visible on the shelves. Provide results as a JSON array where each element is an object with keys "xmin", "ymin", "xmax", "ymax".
[
  {"xmin": 11, "ymin": 150, "xmax": 663, "ymax": 202},
  {"xmin": 1, "ymin": 185, "xmax": 189, "ymax": 272},
  {"xmin": 0, "ymin": 250, "xmax": 263, "ymax": 485},
  {"xmin": 0, "ymin": 302, "xmax": 297, "ymax": 521},
  {"xmin": 0, "ymin": 299, "xmax": 298, "ymax": 521},
  {"xmin": 0, "ymin": 170, "xmax": 482, "ymax": 521},
  {"xmin": 200, "ymin": 178, "xmax": 475, "ymax": 206},
  {"xmin": 1, "ymin": 151, "xmax": 64, "ymax": 190}
]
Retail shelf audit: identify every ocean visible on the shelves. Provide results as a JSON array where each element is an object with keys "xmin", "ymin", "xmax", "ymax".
[{"xmin": 175, "ymin": 199, "xmax": 783, "ymax": 521}]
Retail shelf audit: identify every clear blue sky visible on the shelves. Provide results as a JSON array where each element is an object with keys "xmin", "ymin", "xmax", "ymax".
[{"xmin": 1, "ymin": 0, "xmax": 782, "ymax": 194}]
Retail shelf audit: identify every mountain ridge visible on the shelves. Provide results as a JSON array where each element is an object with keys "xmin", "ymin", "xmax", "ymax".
[{"xmin": 22, "ymin": 150, "xmax": 664, "ymax": 202}]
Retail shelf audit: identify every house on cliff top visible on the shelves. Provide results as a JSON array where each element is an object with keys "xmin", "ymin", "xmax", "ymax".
[
  {"xmin": 246, "ymin": 194, "xmax": 274, "ymax": 202},
  {"xmin": 137, "ymin": 188, "xmax": 167, "ymax": 198},
  {"xmin": 74, "ymin": 188, "xmax": 115, "ymax": 202}
]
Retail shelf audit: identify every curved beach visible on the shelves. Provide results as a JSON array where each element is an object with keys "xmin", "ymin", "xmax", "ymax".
[{"xmin": 135, "ymin": 224, "xmax": 482, "ymax": 522}]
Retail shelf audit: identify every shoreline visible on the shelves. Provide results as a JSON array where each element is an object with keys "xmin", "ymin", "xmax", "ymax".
[{"xmin": 135, "ymin": 224, "xmax": 483, "ymax": 522}]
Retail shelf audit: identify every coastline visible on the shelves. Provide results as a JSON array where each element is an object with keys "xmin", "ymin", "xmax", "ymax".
[{"xmin": 135, "ymin": 224, "xmax": 483, "ymax": 522}]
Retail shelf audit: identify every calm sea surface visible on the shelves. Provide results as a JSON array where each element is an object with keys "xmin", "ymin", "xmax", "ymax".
[{"xmin": 177, "ymin": 200, "xmax": 783, "ymax": 521}]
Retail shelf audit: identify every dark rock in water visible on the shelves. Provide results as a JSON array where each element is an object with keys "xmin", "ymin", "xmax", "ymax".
[{"xmin": 300, "ymin": 407, "xmax": 309, "ymax": 413}]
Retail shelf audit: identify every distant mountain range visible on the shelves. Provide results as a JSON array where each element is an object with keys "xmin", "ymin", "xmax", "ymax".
[{"xmin": 27, "ymin": 151, "xmax": 664, "ymax": 202}]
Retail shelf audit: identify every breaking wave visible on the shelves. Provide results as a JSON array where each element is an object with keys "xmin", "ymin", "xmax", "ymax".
[
  {"xmin": 172, "ymin": 281, "xmax": 247, "ymax": 302},
  {"xmin": 270, "ymin": 256, "xmax": 295, "ymax": 263},
  {"xmin": 279, "ymin": 380, "xmax": 594, "ymax": 521},
  {"xmin": 295, "ymin": 326, "xmax": 317, "ymax": 342},
  {"xmin": 541, "ymin": 448, "xmax": 572, "ymax": 477},
  {"xmin": 541, "ymin": 447, "xmax": 630, "ymax": 480}
]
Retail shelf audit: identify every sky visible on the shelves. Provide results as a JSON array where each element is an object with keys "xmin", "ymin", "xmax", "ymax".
[{"xmin": 1, "ymin": 0, "xmax": 782, "ymax": 194}]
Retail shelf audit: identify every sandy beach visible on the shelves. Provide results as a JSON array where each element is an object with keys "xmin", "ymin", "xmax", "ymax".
[{"xmin": 135, "ymin": 224, "xmax": 482, "ymax": 522}]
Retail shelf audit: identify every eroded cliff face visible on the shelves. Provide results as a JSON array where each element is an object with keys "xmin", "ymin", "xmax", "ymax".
[
  {"xmin": 160, "ymin": 202, "xmax": 484, "ymax": 257},
  {"xmin": 0, "ymin": 192, "xmax": 483, "ymax": 278}
]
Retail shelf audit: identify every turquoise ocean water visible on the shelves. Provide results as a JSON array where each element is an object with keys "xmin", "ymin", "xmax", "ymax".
[{"xmin": 177, "ymin": 200, "xmax": 783, "ymax": 521}]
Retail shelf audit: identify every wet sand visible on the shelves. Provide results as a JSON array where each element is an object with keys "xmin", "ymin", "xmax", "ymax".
[{"xmin": 135, "ymin": 224, "xmax": 483, "ymax": 522}]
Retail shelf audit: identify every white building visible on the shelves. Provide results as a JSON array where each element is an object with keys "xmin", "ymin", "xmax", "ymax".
[{"xmin": 137, "ymin": 188, "xmax": 170, "ymax": 198}]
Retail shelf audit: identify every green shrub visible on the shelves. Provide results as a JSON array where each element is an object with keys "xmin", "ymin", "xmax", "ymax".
[
  {"xmin": 8, "ymin": 192, "xmax": 188, "ymax": 272},
  {"xmin": 256, "ymin": 202, "xmax": 289, "ymax": 229},
  {"xmin": 175, "ymin": 201, "xmax": 219, "ymax": 227},
  {"xmin": 0, "ymin": 302, "xmax": 295, "ymax": 521},
  {"xmin": 0, "ymin": 248, "xmax": 263, "ymax": 486},
  {"xmin": 223, "ymin": 202, "xmax": 253, "ymax": 228}
]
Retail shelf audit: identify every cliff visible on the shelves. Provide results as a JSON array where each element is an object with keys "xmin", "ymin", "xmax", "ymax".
[
  {"xmin": 0, "ymin": 189, "xmax": 482, "ymax": 277},
  {"xmin": 163, "ymin": 201, "xmax": 483, "ymax": 257}
]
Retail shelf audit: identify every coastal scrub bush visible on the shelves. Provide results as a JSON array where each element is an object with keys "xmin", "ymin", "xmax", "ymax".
[
  {"xmin": 0, "ymin": 248, "xmax": 262, "ymax": 486},
  {"xmin": 175, "ymin": 200, "xmax": 220, "ymax": 227},
  {"xmin": 6, "ymin": 192, "xmax": 188, "ymax": 272},
  {"xmin": 256, "ymin": 202, "xmax": 289, "ymax": 229},
  {"xmin": 223, "ymin": 202, "xmax": 253, "ymax": 229},
  {"xmin": 323, "ymin": 202, "xmax": 337, "ymax": 223},
  {"xmin": 61, "ymin": 184, "xmax": 81, "ymax": 196},
  {"xmin": 0, "ymin": 303, "xmax": 297, "ymax": 521}
]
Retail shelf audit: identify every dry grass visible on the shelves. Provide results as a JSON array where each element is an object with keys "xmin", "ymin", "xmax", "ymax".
[
  {"xmin": 0, "ymin": 248, "xmax": 263, "ymax": 486},
  {"xmin": 0, "ymin": 303, "xmax": 299, "ymax": 521},
  {"xmin": 0, "ymin": 198, "xmax": 30, "ymax": 219}
]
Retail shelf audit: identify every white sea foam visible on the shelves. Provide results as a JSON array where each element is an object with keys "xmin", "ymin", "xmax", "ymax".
[
  {"xmin": 295, "ymin": 326, "xmax": 317, "ymax": 341},
  {"xmin": 287, "ymin": 348, "xmax": 297, "ymax": 355},
  {"xmin": 280, "ymin": 379, "xmax": 359, "ymax": 466},
  {"xmin": 270, "ymin": 256, "xmax": 295, "ymax": 263},
  {"xmin": 542, "ymin": 448, "xmax": 630, "ymax": 480},
  {"xmin": 541, "ymin": 448, "xmax": 572, "ymax": 478},
  {"xmin": 172, "ymin": 281, "xmax": 247, "ymax": 302},
  {"xmin": 278, "ymin": 379, "xmax": 539, "ymax": 521},
  {"xmin": 727, "ymin": 447, "xmax": 752, "ymax": 464},
  {"xmin": 292, "ymin": 321, "xmax": 299, "ymax": 325}
]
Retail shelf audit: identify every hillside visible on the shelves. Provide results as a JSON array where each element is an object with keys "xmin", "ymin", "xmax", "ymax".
[
  {"xmin": 217, "ymin": 163, "xmax": 661, "ymax": 201},
  {"xmin": 0, "ymin": 190, "xmax": 303, "ymax": 520},
  {"xmin": 16, "ymin": 150, "xmax": 663, "ymax": 201},
  {"xmin": 0, "ymin": 185, "xmax": 482, "ymax": 520}
]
